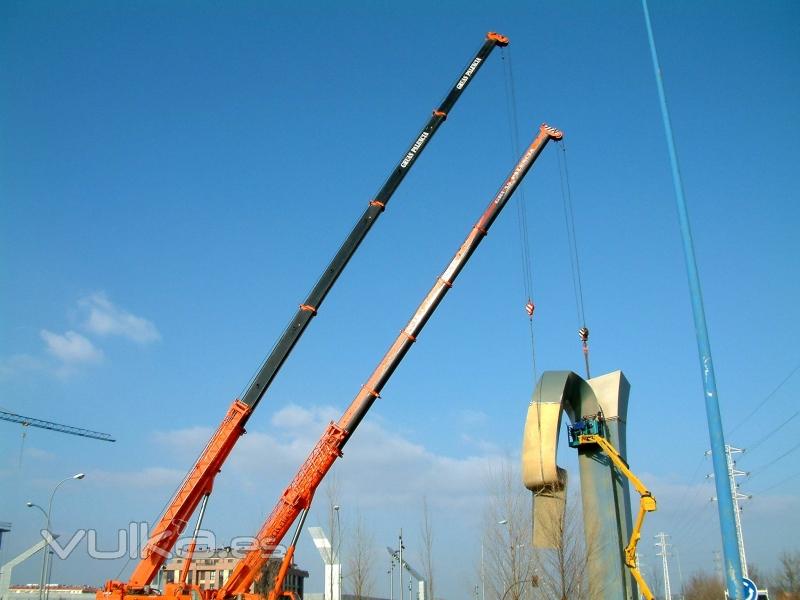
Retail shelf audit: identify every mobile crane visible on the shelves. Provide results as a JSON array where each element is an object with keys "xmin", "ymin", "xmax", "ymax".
[
  {"xmin": 567, "ymin": 415, "xmax": 657, "ymax": 600},
  {"xmin": 99, "ymin": 32, "xmax": 509, "ymax": 600},
  {"xmin": 211, "ymin": 123, "xmax": 562, "ymax": 600}
]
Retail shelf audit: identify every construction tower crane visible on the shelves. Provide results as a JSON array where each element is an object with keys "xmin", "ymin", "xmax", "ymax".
[
  {"xmin": 0, "ymin": 410, "xmax": 115, "ymax": 442},
  {"xmin": 568, "ymin": 415, "xmax": 657, "ymax": 600},
  {"xmin": 209, "ymin": 123, "xmax": 562, "ymax": 600},
  {"xmin": 100, "ymin": 32, "xmax": 509, "ymax": 600}
]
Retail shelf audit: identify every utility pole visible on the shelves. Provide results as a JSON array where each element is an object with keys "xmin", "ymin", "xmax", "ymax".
[
  {"xmin": 398, "ymin": 530, "xmax": 404, "ymax": 600},
  {"xmin": 708, "ymin": 445, "xmax": 752, "ymax": 580},
  {"xmin": 481, "ymin": 542, "xmax": 485, "ymax": 600},
  {"xmin": 389, "ymin": 559, "xmax": 394, "ymax": 600},
  {"xmin": 673, "ymin": 546, "xmax": 685, "ymax": 600},
  {"xmin": 635, "ymin": 553, "xmax": 647, "ymax": 600},
  {"xmin": 655, "ymin": 532, "xmax": 672, "ymax": 600},
  {"xmin": 725, "ymin": 446, "xmax": 751, "ymax": 578}
]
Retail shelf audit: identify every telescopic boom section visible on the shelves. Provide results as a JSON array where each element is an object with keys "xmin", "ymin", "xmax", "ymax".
[
  {"xmin": 218, "ymin": 123, "xmax": 562, "ymax": 599},
  {"xmin": 118, "ymin": 32, "xmax": 508, "ymax": 593}
]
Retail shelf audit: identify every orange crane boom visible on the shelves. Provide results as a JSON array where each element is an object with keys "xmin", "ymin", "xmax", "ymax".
[
  {"xmin": 101, "ymin": 32, "xmax": 509, "ymax": 600},
  {"xmin": 218, "ymin": 123, "xmax": 562, "ymax": 599}
]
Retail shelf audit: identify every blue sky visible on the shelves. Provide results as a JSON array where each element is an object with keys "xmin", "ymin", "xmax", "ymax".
[{"xmin": 1, "ymin": 1, "xmax": 799, "ymax": 597}]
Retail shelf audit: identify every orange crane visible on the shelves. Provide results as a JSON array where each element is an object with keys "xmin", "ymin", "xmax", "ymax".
[
  {"xmin": 98, "ymin": 32, "xmax": 508, "ymax": 600},
  {"xmin": 215, "ymin": 123, "xmax": 562, "ymax": 600}
]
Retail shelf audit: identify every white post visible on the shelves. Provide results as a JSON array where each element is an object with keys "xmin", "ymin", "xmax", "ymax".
[{"xmin": 309, "ymin": 527, "xmax": 340, "ymax": 600}]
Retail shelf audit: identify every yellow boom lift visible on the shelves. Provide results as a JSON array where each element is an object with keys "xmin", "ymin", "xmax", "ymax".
[{"xmin": 568, "ymin": 415, "xmax": 657, "ymax": 600}]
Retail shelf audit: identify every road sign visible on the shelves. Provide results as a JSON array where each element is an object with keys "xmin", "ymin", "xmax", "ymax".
[{"xmin": 743, "ymin": 577, "xmax": 757, "ymax": 600}]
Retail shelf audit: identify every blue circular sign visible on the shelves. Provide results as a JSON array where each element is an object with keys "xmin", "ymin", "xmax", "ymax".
[{"xmin": 743, "ymin": 577, "xmax": 757, "ymax": 600}]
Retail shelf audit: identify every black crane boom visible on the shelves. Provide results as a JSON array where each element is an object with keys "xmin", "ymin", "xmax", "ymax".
[{"xmin": 240, "ymin": 32, "xmax": 509, "ymax": 408}]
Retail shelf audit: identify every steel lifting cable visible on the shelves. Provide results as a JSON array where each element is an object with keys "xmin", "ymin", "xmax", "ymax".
[
  {"xmin": 556, "ymin": 140, "xmax": 591, "ymax": 378},
  {"xmin": 501, "ymin": 48, "xmax": 550, "ymax": 493},
  {"xmin": 500, "ymin": 46, "xmax": 538, "ymax": 387}
]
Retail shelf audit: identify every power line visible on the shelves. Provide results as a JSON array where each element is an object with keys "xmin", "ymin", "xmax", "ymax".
[
  {"xmin": 669, "ymin": 455, "xmax": 714, "ymax": 540},
  {"xmin": 672, "ymin": 494, "xmax": 714, "ymax": 543},
  {"xmin": 729, "ymin": 361, "xmax": 800, "ymax": 434},
  {"xmin": 747, "ymin": 439, "xmax": 800, "ymax": 481},
  {"xmin": 744, "ymin": 408, "xmax": 800, "ymax": 454},
  {"xmin": 751, "ymin": 470, "xmax": 800, "ymax": 495}
]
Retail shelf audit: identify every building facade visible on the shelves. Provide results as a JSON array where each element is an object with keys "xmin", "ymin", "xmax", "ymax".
[{"xmin": 162, "ymin": 548, "xmax": 307, "ymax": 598}]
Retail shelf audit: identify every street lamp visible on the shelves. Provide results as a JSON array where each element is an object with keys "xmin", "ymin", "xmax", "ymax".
[
  {"xmin": 26, "ymin": 502, "xmax": 49, "ymax": 600},
  {"xmin": 27, "ymin": 473, "xmax": 85, "ymax": 600},
  {"xmin": 481, "ymin": 520, "xmax": 510, "ymax": 600},
  {"xmin": 498, "ymin": 519, "xmax": 513, "ymax": 600}
]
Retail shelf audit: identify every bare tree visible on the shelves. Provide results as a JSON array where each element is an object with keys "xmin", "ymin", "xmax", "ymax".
[
  {"xmin": 346, "ymin": 511, "xmax": 375, "ymax": 600},
  {"xmin": 531, "ymin": 493, "xmax": 589, "ymax": 600},
  {"xmin": 747, "ymin": 563, "xmax": 769, "ymax": 591},
  {"xmin": 419, "ymin": 496, "xmax": 435, "ymax": 600},
  {"xmin": 774, "ymin": 550, "xmax": 800, "ymax": 596},
  {"xmin": 482, "ymin": 457, "xmax": 535, "ymax": 600},
  {"xmin": 645, "ymin": 559, "xmax": 663, "ymax": 600},
  {"xmin": 683, "ymin": 570, "xmax": 722, "ymax": 600},
  {"xmin": 254, "ymin": 558, "xmax": 282, "ymax": 597}
]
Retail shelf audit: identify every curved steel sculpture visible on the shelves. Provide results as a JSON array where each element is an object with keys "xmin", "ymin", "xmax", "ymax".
[{"xmin": 522, "ymin": 370, "xmax": 636, "ymax": 600}]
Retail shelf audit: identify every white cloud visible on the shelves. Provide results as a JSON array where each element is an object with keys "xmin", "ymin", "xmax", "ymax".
[
  {"xmin": 143, "ymin": 403, "xmax": 504, "ymax": 513},
  {"xmin": 456, "ymin": 408, "xmax": 489, "ymax": 427},
  {"xmin": 151, "ymin": 426, "xmax": 214, "ymax": 459},
  {"xmin": 80, "ymin": 292, "xmax": 160, "ymax": 344},
  {"xmin": 25, "ymin": 447, "xmax": 56, "ymax": 461},
  {"xmin": 225, "ymin": 404, "xmax": 504, "ymax": 510},
  {"xmin": 40, "ymin": 330, "xmax": 104, "ymax": 364},
  {"xmin": 89, "ymin": 466, "xmax": 185, "ymax": 488},
  {"xmin": 0, "ymin": 353, "xmax": 44, "ymax": 379}
]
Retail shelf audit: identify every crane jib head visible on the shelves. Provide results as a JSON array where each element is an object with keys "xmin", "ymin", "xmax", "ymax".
[{"xmin": 486, "ymin": 32, "xmax": 510, "ymax": 46}]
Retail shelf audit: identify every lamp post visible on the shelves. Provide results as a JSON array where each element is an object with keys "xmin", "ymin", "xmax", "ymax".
[
  {"xmin": 388, "ymin": 559, "xmax": 394, "ymax": 600},
  {"xmin": 27, "ymin": 473, "xmax": 85, "ymax": 600},
  {"xmin": 481, "ymin": 541, "xmax": 485, "ymax": 600},
  {"xmin": 498, "ymin": 520, "xmax": 509, "ymax": 600},
  {"xmin": 25, "ymin": 502, "xmax": 48, "ymax": 600}
]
